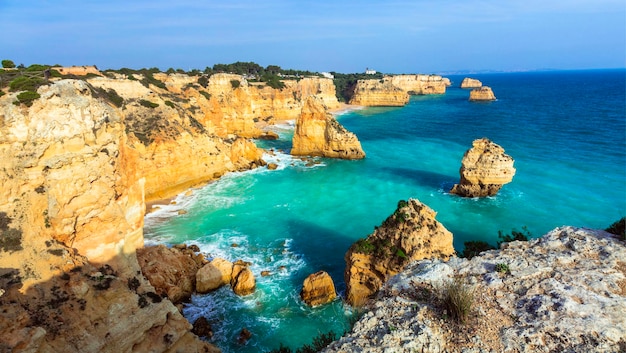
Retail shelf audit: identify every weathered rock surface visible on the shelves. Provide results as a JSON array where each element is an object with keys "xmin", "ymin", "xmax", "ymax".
[
  {"xmin": 349, "ymin": 79, "xmax": 409, "ymax": 106},
  {"xmin": 300, "ymin": 271, "xmax": 337, "ymax": 306},
  {"xmin": 450, "ymin": 138, "xmax": 516, "ymax": 197},
  {"xmin": 231, "ymin": 261, "xmax": 256, "ymax": 296},
  {"xmin": 137, "ymin": 244, "xmax": 206, "ymax": 304},
  {"xmin": 469, "ymin": 86, "xmax": 496, "ymax": 101},
  {"xmin": 344, "ymin": 199, "xmax": 455, "ymax": 306},
  {"xmin": 291, "ymin": 96, "xmax": 365, "ymax": 159},
  {"xmin": 387, "ymin": 74, "xmax": 448, "ymax": 95},
  {"xmin": 196, "ymin": 257, "xmax": 234, "ymax": 293},
  {"xmin": 460, "ymin": 77, "xmax": 483, "ymax": 88},
  {"xmin": 325, "ymin": 227, "xmax": 626, "ymax": 353}
]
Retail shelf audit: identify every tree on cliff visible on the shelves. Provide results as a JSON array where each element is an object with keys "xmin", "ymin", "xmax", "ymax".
[{"xmin": 2, "ymin": 59, "xmax": 16, "ymax": 69}]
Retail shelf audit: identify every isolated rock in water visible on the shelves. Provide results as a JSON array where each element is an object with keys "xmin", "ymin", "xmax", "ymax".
[
  {"xmin": 291, "ymin": 96, "xmax": 365, "ymax": 159},
  {"xmin": 300, "ymin": 271, "xmax": 337, "ymax": 306},
  {"xmin": 450, "ymin": 138, "xmax": 515, "ymax": 197},
  {"xmin": 326, "ymin": 227, "xmax": 626, "ymax": 353},
  {"xmin": 231, "ymin": 261, "xmax": 256, "ymax": 296},
  {"xmin": 196, "ymin": 257, "xmax": 234, "ymax": 293},
  {"xmin": 344, "ymin": 199, "xmax": 455, "ymax": 306},
  {"xmin": 460, "ymin": 77, "xmax": 483, "ymax": 88},
  {"xmin": 469, "ymin": 86, "xmax": 496, "ymax": 101}
]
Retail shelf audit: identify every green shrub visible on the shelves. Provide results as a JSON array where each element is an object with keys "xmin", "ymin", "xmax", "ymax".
[
  {"xmin": 461, "ymin": 241, "xmax": 495, "ymax": 259},
  {"xmin": 439, "ymin": 277, "xmax": 475, "ymax": 324},
  {"xmin": 494, "ymin": 263, "xmax": 510, "ymax": 274},
  {"xmin": 2, "ymin": 59, "xmax": 15, "ymax": 68},
  {"xmin": 605, "ymin": 217, "xmax": 625, "ymax": 240},
  {"xmin": 138, "ymin": 99, "xmax": 159, "ymax": 108},
  {"xmin": 140, "ymin": 72, "xmax": 166, "ymax": 89},
  {"xmin": 14, "ymin": 91, "xmax": 40, "ymax": 107},
  {"xmin": 199, "ymin": 91, "xmax": 211, "ymax": 100},
  {"xmin": 0, "ymin": 91, "xmax": 5, "ymax": 97},
  {"xmin": 164, "ymin": 100, "xmax": 175, "ymax": 108},
  {"xmin": 9, "ymin": 76, "xmax": 45, "ymax": 92},
  {"xmin": 497, "ymin": 226, "xmax": 531, "ymax": 247},
  {"xmin": 197, "ymin": 76, "xmax": 209, "ymax": 88},
  {"xmin": 106, "ymin": 88, "xmax": 124, "ymax": 107},
  {"xmin": 354, "ymin": 238, "xmax": 375, "ymax": 254},
  {"xmin": 230, "ymin": 79, "xmax": 241, "ymax": 89},
  {"xmin": 267, "ymin": 331, "xmax": 336, "ymax": 353}
]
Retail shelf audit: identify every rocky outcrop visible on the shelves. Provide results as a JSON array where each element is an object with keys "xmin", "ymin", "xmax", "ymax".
[
  {"xmin": 469, "ymin": 86, "xmax": 496, "ymax": 101},
  {"xmin": 325, "ymin": 227, "xmax": 626, "ymax": 353},
  {"xmin": 300, "ymin": 271, "xmax": 337, "ymax": 307},
  {"xmin": 387, "ymin": 75, "xmax": 448, "ymax": 95},
  {"xmin": 231, "ymin": 260, "xmax": 256, "ymax": 296},
  {"xmin": 291, "ymin": 96, "xmax": 365, "ymax": 159},
  {"xmin": 460, "ymin": 77, "xmax": 482, "ymax": 88},
  {"xmin": 196, "ymin": 258, "xmax": 234, "ymax": 293},
  {"xmin": 0, "ymin": 80, "xmax": 217, "ymax": 352},
  {"xmin": 450, "ymin": 138, "xmax": 516, "ymax": 197},
  {"xmin": 349, "ymin": 79, "xmax": 409, "ymax": 106},
  {"xmin": 344, "ymin": 199, "xmax": 455, "ymax": 306},
  {"xmin": 137, "ymin": 244, "xmax": 207, "ymax": 304}
]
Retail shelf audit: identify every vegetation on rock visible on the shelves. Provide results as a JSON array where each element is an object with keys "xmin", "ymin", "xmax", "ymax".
[
  {"xmin": 605, "ymin": 217, "xmax": 625, "ymax": 240},
  {"xmin": 14, "ymin": 91, "xmax": 41, "ymax": 107},
  {"xmin": 438, "ymin": 277, "xmax": 475, "ymax": 324}
]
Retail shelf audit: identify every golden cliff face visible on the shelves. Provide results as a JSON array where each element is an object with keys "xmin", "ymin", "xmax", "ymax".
[
  {"xmin": 0, "ymin": 80, "xmax": 218, "ymax": 352},
  {"xmin": 387, "ymin": 74, "xmax": 448, "ymax": 95},
  {"xmin": 349, "ymin": 79, "xmax": 410, "ymax": 106},
  {"xmin": 291, "ymin": 96, "xmax": 365, "ymax": 159}
]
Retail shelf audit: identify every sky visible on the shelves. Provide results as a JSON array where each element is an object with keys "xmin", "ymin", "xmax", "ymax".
[{"xmin": 1, "ymin": 1, "xmax": 625, "ymax": 74}]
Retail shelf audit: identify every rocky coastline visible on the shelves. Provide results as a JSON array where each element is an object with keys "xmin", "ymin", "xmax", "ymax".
[{"xmin": 2, "ymin": 65, "xmax": 624, "ymax": 353}]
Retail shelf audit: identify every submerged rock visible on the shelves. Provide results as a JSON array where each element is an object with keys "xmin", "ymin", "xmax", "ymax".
[
  {"xmin": 291, "ymin": 96, "xmax": 365, "ymax": 159},
  {"xmin": 300, "ymin": 271, "xmax": 337, "ymax": 306},
  {"xmin": 344, "ymin": 199, "xmax": 455, "ymax": 306},
  {"xmin": 450, "ymin": 138, "xmax": 516, "ymax": 197}
]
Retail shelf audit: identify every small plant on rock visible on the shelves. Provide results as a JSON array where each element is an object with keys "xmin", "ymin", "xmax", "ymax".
[
  {"xmin": 138, "ymin": 99, "xmax": 159, "ymax": 108},
  {"xmin": 605, "ymin": 217, "xmax": 625, "ymax": 241},
  {"xmin": 494, "ymin": 263, "xmax": 510, "ymax": 274},
  {"xmin": 497, "ymin": 226, "xmax": 531, "ymax": 247},
  {"xmin": 438, "ymin": 277, "xmax": 475, "ymax": 324}
]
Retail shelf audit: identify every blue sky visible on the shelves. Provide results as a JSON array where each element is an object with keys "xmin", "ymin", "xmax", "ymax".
[{"xmin": 1, "ymin": 1, "xmax": 624, "ymax": 73}]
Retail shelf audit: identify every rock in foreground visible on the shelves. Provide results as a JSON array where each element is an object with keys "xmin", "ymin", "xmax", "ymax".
[
  {"xmin": 324, "ymin": 227, "xmax": 626, "ymax": 353},
  {"xmin": 291, "ymin": 96, "xmax": 365, "ymax": 159},
  {"xmin": 450, "ymin": 138, "xmax": 516, "ymax": 197},
  {"xmin": 300, "ymin": 271, "xmax": 337, "ymax": 306},
  {"xmin": 344, "ymin": 199, "xmax": 455, "ymax": 306}
]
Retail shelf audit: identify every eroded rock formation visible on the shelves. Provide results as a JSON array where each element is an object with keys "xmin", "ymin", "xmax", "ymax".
[
  {"xmin": 450, "ymin": 138, "xmax": 516, "ymax": 197},
  {"xmin": 196, "ymin": 257, "xmax": 234, "ymax": 293},
  {"xmin": 460, "ymin": 77, "xmax": 482, "ymax": 88},
  {"xmin": 291, "ymin": 96, "xmax": 365, "ymax": 159},
  {"xmin": 325, "ymin": 227, "xmax": 626, "ymax": 353},
  {"xmin": 349, "ymin": 79, "xmax": 409, "ymax": 106},
  {"xmin": 469, "ymin": 86, "xmax": 496, "ymax": 101},
  {"xmin": 387, "ymin": 75, "xmax": 448, "ymax": 95},
  {"xmin": 300, "ymin": 271, "xmax": 337, "ymax": 307},
  {"xmin": 344, "ymin": 199, "xmax": 455, "ymax": 306}
]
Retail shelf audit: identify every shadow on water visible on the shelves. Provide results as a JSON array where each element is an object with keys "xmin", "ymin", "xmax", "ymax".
[{"xmin": 383, "ymin": 167, "xmax": 456, "ymax": 191}]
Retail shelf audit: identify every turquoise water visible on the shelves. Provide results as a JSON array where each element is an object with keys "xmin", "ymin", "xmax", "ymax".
[{"xmin": 144, "ymin": 69, "xmax": 626, "ymax": 352}]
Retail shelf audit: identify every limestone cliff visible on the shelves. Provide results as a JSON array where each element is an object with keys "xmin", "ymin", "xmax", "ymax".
[
  {"xmin": 349, "ymin": 79, "xmax": 409, "ymax": 106},
  {"xmin": 469, "ymin": 86, "xmax": 496, "ymax": 101},
  {"xmin": 387, "ymin": 74, "xmax": 448, "ymax": 95},
  {"xmin": 291, "ymin": 96, "xmax": 365, "ymax": 159},
  {"xmin": 460, "ymin": 77, "xmax": 482, "ymax": 88},
  {"xmin": 0, "ymin": 80, "xmax": 218, "ymax": 352},
  {"xmin": 344, "ymin": 199, "xmax": 455, "ymax": 306},
  {"xmin": 325, "ymin": 227, "xmax": 626, "ymax": 353},
  {"xmin": 450, "ymin": 138, "xmax": 516, "ymax": 197}
]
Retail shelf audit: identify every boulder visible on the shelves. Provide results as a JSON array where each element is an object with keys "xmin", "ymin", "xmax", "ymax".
[
  {"xmin": 196, "ymin": 257, "xmax": 233, "ymax": 293},
  {"xmin": 231, "ymin": 261, "xmax": 256, "ymax": 296},
  {"xmin": 291, "ymin": 96, "xmax": 365, "ymax": 159},
  {"xmin": 300, "ymin": 271, "xmax": 337, "ymax": 306},
  {"xmin": 469, "ymin": 86, "xmax": 496, "ymax": 101},
  {"xmin": 344, "ymin": 199, "xmax": 455, "ymax": 306},
  {"xmin": 450, "ymin": 138, "xmax": 516, "ymax": 197},
  {"xmin": 460, "ymin": 77, "xmax": 483, "ymax": 88}
]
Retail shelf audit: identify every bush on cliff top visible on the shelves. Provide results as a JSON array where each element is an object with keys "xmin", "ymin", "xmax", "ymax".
[
  {"xmin": 606, "ymin": 217, "xmax": 625, "ymax": 240},
  {"xmin": 14, "ymin": 91, "xmax": 41, "ymax": 107},
  {"xmin": 438, "ymin": 277, "xmax": 475, "ymax": 324}
]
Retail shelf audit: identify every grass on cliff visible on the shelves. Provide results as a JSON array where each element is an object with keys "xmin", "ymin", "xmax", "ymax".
[{"xmin": 438, "ymin": 277, "xmax": 475, "ymax": 324}]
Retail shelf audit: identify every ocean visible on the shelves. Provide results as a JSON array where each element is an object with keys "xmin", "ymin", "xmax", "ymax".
[{"xmin": 144, "ymin": 69, "xmax": 626, "ymax": 352}]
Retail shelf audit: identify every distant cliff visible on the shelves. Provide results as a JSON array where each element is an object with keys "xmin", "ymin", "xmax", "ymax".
[
  {"xmin": 387, "ymin": 74, "xmax": 448, "ymax": 95},
  {"xmin": 348, "ymin": 75, "xmax": 448, "ymax": 106}
]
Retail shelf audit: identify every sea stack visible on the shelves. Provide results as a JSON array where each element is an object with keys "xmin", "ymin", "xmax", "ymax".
[
  {"xmin": 300, "ymin": 271, "xmax": 337, "ymax": 307},
  {"xmin": 460, "ymin": 77, "xmax": 482, "ymax": 88},
  {"xmin": 344, "ymin": 199, "xmax": 455, "ymax": 306},
  {"xmin": 291, "ymin": 96, "xmax": 365, "ymax": 159},
  {"xmin": 469, "ymin": 86, "xmax": 496, "ymax": 101},
  {"xmin": 450, "ymin": 138, "xmax": 516, "ymax": 197}
]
